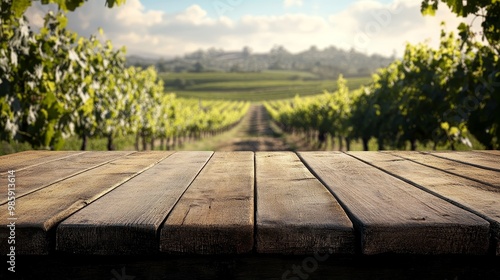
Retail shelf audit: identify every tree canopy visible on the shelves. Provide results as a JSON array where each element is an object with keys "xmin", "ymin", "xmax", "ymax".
[
  {"xmin": 421, "ymin": 0, "xmax": 500, "ymax": 53},
  {"xmin": 1, "ymin": 0, "xmax": 125, "ymax": 25}
]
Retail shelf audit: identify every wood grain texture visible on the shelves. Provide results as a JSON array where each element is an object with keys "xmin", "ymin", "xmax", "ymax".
[
  {"xmin": 255, "ymin": 152, "xmax": 354, "ymax": 254},
  {"xmin": 388, "ymin": 151, "xmax": 500, "ymax": 188},
  {"xmin": 299, "ymin": 152, "xmax": 490, "ymax": 255},
  {"xmin": 0, "ymin": 152, "xmax": 169, "ymax": 255},
  {"xmin": 0, "ymin": 151, "xmax": 131, "ymax": 205},
  {"xmin": 476, "ymin": 150, "xmax": 500, "ymax": 156},
  {"xmin": 349, "ymin": 151, "xmax": 500, "ymax": 256},
  {"xmin": 160, "ymin": 152, "xmax": 254, "ymax": 255},
  {"xmin": 57, "ymin": 151, "xmax": 212, "ymax": 255},
  {"xmin": 423, "ymin": 151, "xmax": 500, "ymax": 172},
  {"xmin": 0, "ymin": 151, "xmax": 82, "ymax": 173}
]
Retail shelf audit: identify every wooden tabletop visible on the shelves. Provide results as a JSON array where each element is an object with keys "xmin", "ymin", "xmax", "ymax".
[{"xmin": 0, "ymin": 150, "xmax": 499, "ymax": 256}]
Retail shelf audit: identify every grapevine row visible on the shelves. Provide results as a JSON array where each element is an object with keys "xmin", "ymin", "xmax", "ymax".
[
  {"xmin": 0, "ymin": 11, "xmax": 249, "ymax": 151},
  {"xmin": 266, "ymin": 29, "xmax": 499, "ymax": 150}
]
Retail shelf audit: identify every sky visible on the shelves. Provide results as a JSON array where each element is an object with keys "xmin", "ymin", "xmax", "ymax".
[{"xmin": 25, "ymin": 0, "xmax": 480, "ymax": 58}]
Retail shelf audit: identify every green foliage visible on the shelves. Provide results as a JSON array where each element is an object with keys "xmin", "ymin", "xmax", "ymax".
[
  {"xmin": 0, "ymin": 140, "xmax": 33, "ymax": 156},
  {"xmin": 267, "ymin": 27, "xmax": 499, "ymax": 150},
  {"xmin": 151, "ymin": 45, "xmax": 393, "ymax": 77},
  {"xmin": 422, "ymin": 0, "xmax": 500, "ymax": 149},
  {"xmin": 41, "ymin": 0, "xmax": 127, "ymax": 11},
  {"xmin": 0, "ymin": 11, "xmax": 72, "ymax": 148},
  {"xmin": 161, "ymin": 71, "xmax": 370, "ymax": 101},
  {"xmin": 0, "ymin": 9, "xmax": 249, "ymax": 151},
  {"xmin": 9, "ymin": 0, "xmax": 32, "ymax": 18},
  {"xmin": 264, "ymin": 75, "xmax": 356, "ymax": 149},
  {"xmin": 422, "ymin": 0, "xmax": 494, "ymax": 17},
  {"xmin": 60, "ymin": 134, "xmax": 135, "ymax": 151},
  {"xmin": 421, "ymin": 0, "xmax": 500, "ymax": 54},
  {"xmin": 1, "ymin": 0, "xmax": 125, "ymax": 36},
  {"xmin": 41, "ymin": 0, "xmax": 85, "ymax": 11}
]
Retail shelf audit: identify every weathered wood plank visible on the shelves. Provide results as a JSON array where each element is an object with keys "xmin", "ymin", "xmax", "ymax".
[
  {"xmin": 476, "ymin": 150, "xmax": 500, "ymax": 156},
  {"xmin": 349, "ymin": 151, "xmax": 500, "ymax": 256},
  {"xmin": 0, "ymin": 151, "xmax": 132, "ymax": 205},
  {"xmin": 255, "ymin": 152, "xmax": 354, "ymax": 254},
  {"xmin": 388, "ymin": 151, "xmax": 500, "ymax": 188},
  {"xmin": 0, "ymin": 152, "xmax": 169, "ymax": 255},
  {"xmin": 57, "ymin": 151, "xmax": 212, "ymax": 255},
  {"xmin": 0, "ymin": 151, "xmax": 82, "ymax": 173},
  {"xmin": 422, "ymin": 151, "xmax": 500, "ymax": 172},
  {"xmin": 160, "ymin": 152, "xmax": 254, "ymax": 254},
  {"xmin": 299, "ymin": 152, "xmax": 490, "ymax": 255}
]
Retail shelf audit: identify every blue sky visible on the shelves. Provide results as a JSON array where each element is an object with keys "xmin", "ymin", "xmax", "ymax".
[
  {"xmin": 26, "ymin": 0, "xmax": 476, "ymax": 58},
  {"xmin": 140, "ymin": 0, "xmax": 396, "ymax": 19}
]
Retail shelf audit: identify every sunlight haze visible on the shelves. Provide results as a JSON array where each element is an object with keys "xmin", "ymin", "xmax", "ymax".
[{"xmin": 25, "ymin": 0, "xmax": 480, "ymax": 58}]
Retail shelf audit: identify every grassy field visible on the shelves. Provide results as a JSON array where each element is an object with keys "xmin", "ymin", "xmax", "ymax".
[
  {"xmin": 160, "ymin": 71, "xmax": 371, "ymax": 101},
  {"xmin": 0, "ymin": 135, "xmax": 137, "ymax": 156}
]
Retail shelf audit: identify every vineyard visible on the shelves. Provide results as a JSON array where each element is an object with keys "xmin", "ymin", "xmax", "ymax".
[
  {"xmin": 0, "ymin": 9, "xmax": 249, "ymax": 153},
  {"xmin": 1, "ymin": 1, "xmax": 499, "ymax": 153},
  {"xmin": 265, "ymin": 27, "xmax": 499, "ymax": 151},
  {"xmin": 161, "ymin": 71, "xmax": 371, "ymax": 101}
]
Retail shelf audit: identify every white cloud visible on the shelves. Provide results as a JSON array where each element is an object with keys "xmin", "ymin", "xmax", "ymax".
[
  {"xmin": 174, "ymin": 5, "xmax": 209, "ymax": 25},
  {"xmin": 114, "ymin": 0, "xmax": 163, "ymax": 27},
  {"xmin": 24, "ymin": 0, "xmax": 482, "ymax": 58},
  {"xmin": 328, "ymin": 0, "xmax": 483, "ymax": 56},
  {"xmin": 284, "ymin": 0, "xmax": 303, "ymax": 8}
]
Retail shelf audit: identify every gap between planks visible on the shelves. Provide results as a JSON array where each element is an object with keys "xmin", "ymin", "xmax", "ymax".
[
  {"xmin": 2, "ymin": 151, "xmax": 497, "ymax": 256},
  {"xmin": 255, "ymin": 152, "xmax": 355, "ymax": 255},
  {"xmin": 0, "ymin": 151, "xmax": 84, "ymax": 174},
  {"xmin": 422, "ymin": 151, "xmax": 500, "ymax": 172},
  {"xmin": 348, "ymin": 151, "xmax": 500, "ymax": 256},
  {"xmin": 0, "ymin": 151, "xmax": 171, "ymax": 255},
  {"xmin": 0, "ymin": 151, "xmax": 133, "ymax": 205},
  {"xmin": 57, "ymin": 151, "xmax": 212, "ymax": 255},
  {"xmin": 299, "ymin": 152, "xmax": 490, "ymax": 255},
  {"xmin": 160, "ymin": 152, "xmax": 255, "ymax": 255},
  {"xmin": 385, "ymin": 151, "xmax": 499, "ymax": 188}
]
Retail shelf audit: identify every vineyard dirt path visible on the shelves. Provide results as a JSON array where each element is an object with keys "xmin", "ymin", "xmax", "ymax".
[{"xmin": 215, "ymin": 104, "xmax": 291, "ymax": 151}]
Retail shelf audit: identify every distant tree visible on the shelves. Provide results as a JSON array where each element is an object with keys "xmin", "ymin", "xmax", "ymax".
[
  {"xmin": 204, "ymin": 47, "xmax": 218, "ymax": 59},
  {"xmin": 270, "ymin": 45, "xmax": 290, "ymax": 56},
  {"xmin": 155, "ymin": 58, "xmax": 169, "ymax": 73},
  {"xmin": 174, "ymin": 65, "xmax": 187, "ymax": 73},
  {"xmin": 172, "ymin": 78, "xmax": 187, "ymax": 89},
  {"xmin": 230, "ymin": 64, "xmax": 241, "ymax": 72},
  {"xmin": 134, "ymin": 62, "xmax": 146, "ymax": 69},
  {"xmin": 193, "ymin": 62, "xmax": 204, "ymax": 73},
  {"xmin": 242, "ymin": 46, "xmax": 252, "ymax": 58},
  {"xmin": 186, "ymin": 49, "xmax": 205, "ymax": 60}
]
